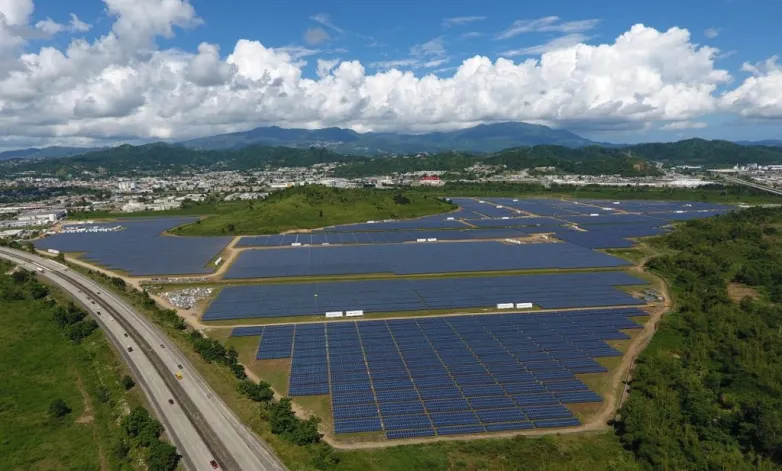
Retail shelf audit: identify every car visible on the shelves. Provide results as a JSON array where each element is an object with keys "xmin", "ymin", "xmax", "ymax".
[
  {"xmin": 91, "ymin": 301, "xmax": 95, "ymax": 305},
  {"xmin": 210, "ymin": 460, "xmax": 219, "ymax": 469},
  {"xmin": 175, "ymin": 372, "xmax": 183, "ymax": 380},
  {"xmin": 127, "ymin": 346, "xmax": 133, "ymax": 352},
  {"xmin": 177, "ymin": 364, "xmax": 183, "ymax": 369},
  {"xmin": 168, "ymin": 399, "xmax": 174, "ymax": 405},
  {"xmin": 160, "ymin": 344, "xmax": 165, "ymax": 348},
  {"xmin": 96, "ymin": 311, "xmax": 101, "ymax": 316},
  {"xmin": 123, "ymin": 333, "xmax": 128, "ymax": 337}
]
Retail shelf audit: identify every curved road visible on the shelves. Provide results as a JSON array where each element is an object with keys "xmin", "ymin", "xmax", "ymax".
[{"xmin": 0, "ymin": 247, "xmax": 286, "ymax": 471}]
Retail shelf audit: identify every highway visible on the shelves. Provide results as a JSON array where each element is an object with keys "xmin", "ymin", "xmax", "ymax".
[
  {"xmin": 717, "ymin": 174, "xmax": 782, "ymax": 197},
  {"xmin": 0, "ymin": 247, "xmax": 287, "ymax": 471}
]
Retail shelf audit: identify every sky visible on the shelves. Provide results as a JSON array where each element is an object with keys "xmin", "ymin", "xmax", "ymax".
[{"xmin": 0, "ymin": 0, "xmax": 781, "ymax": 150}]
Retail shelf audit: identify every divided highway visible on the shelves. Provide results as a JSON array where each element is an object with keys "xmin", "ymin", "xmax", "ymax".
[{"xmin": 0, "ymin": 247, "xmax": 287, "ymax": 471}]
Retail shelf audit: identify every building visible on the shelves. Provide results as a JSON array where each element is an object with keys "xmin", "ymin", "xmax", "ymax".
[
  {"xmin": 117, "ymin": 181, "xmax": 137, "ymax": 192},
  {"xmin": 418, "ymin": 175, "xmax": 444, "ymax": 186},
  {"xmin": 16, "ymin": 208, "xmax": 67, "ymax": 223}
]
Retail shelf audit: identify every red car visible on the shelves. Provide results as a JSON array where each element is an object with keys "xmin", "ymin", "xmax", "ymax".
[{"xmin": 210, "ymin": 460, "xmax": 219, "ymax": 469}]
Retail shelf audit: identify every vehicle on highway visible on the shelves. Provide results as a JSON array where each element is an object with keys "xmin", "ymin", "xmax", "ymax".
[
  {"xmin": 160, "ymin": 344, "xmax": 165, "ymax": 348},
  {"xmin": 210, "ymin": 460, "xmax": 219, "ymax": 469},
  {"xmin": 175, "ymin": 371, "xmax": 183, "ymax": 380},
  {"xmin": 177, "ymin": 364, "xmax": 183, "ymax": 369},
  {"xmin": 127, "ymin": 346, "xmax": 133, "ymax": 352},
  {"xmin": 168, "ymin": 399, "xmax": 174, "ymax": 405},
  {"xmin": 124, "ymin": 333, "xmax": 128, "ymax": 337}
]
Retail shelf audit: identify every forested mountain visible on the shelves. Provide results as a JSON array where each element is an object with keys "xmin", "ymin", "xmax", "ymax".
[
  {"xmin": 0, "ymin": 146, "xmax": 97, "ymax": 161},
  {"xmin": 0, "ymin": 142, "xmax": 658, "ymax": 178},
  {"xmin": 3, "ymin": 138, "xmax": 782, "ymax": 178},
  {"xmin": 179, "ymin": 122, "xmax": 600, "ymax": 154}
]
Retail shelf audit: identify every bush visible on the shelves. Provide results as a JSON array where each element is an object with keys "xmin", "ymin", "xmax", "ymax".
[
  {"xmin": 237, "ymin": 380, "xmax": 274, "ymax": 403},
  {"xmin": 121, "ymin": 375, "xmax": 135, "ymax": 390},
  {"xmin": 146, "ymin": 442, "xmax": 180, "ymax": 471},
  {"xmin": 268, "ymin": 398, "xmax": 321, "ymax": 445},
  {"xmin": 48, "ymin": 398, "xmax": 71, "ymax": 418}
]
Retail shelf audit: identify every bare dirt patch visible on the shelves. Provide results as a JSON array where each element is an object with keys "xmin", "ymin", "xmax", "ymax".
[{"xmin": 727, "ymin": 282, "xmax": 760, "ymax": 302}]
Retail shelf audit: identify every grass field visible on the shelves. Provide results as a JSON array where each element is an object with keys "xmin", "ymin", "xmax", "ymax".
[
  {"xmin": 172, "ymin": 187, "xmax": 454, "ymax": 236},
  {"xmin": 0, "ymin": 297, "xmax": 143, "ymax": 470}
]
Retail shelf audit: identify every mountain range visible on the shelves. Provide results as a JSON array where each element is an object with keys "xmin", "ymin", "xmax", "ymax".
[
  {"xmin": 178, "ymin": 122, "xmax": 604, "ymax": 154},
  {"xmin": 0, "ymin": 122, "xmax": 780, "ymax": 161}
]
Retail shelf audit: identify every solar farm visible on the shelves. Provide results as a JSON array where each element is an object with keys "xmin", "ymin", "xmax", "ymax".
[
  {"xmin": 34, "ymin": 218, "xmax": 231, "ymax": 276},
  {"xmin": 36, "ymin": 196, "xmax": 735, "ymax": 442}
]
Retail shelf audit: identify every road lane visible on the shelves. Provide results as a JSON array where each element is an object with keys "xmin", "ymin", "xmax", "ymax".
[{"xmin": 1, "ymin": 247, "xmax": 287, "ymax": 471}]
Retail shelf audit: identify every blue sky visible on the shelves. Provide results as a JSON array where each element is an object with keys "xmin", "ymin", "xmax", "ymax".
[{"xmin": 1, "ymin": 0, "xmax": 781, "ymax": 148}]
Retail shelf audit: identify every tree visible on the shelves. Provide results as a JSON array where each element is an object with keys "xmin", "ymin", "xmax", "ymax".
[
  {"xmin": 48, "ymin": 398, "xmax": 71, "ymax": 418},
  {"xmin": 146, "ymin": 442, "xmax": 180, "ymax": 471},
  {"xmin": 121, "ymin": 375, "xmax": 135, "ymax": 390}
]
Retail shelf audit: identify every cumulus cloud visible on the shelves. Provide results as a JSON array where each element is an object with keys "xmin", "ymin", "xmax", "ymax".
[
  {"xmin": 0, "ymin": 0, "xmax": 779, "ymax": 149},
  {"xmin": 496, "ymin": 16, "xmax": 600, "ymax": 40},
  {"xmin": 721, "ymin": 57, "xmax": 782, "ymax": 119}
]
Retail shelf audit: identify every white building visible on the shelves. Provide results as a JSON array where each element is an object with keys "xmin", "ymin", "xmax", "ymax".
[
  {"xmin": 16, "ymin": 208, "xmax": 67, "ymax": 223},
  {"xmin": 117, "ymin": 181, "xmax": 137, "ymax": 191}
]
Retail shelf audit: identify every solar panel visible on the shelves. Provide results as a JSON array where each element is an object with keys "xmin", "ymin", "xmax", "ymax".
[
  {"xmin": 34, "ymin": 218, "xmax": 231, "ymax": 275},
  {"xmin": 204, "ymin": 272, "xmax": 646, "ymax": 320},
  {"xmin": 224, "ymin": 241, "xmax": 630, "ymax": 279}
]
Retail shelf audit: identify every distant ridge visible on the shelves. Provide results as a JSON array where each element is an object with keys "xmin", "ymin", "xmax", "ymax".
[
  {"xmin": 0, "ymin": 146, "xmax": 98, "ymax": 161},
  {"xmin": 179, "ymin": 122, "xmax": 601, "ymax": 154}
]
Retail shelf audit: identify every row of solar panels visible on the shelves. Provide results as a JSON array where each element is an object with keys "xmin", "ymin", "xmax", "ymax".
[
  {"xmin": 223, "ymin": 241, "xmax": 629, "ymax": 279},
  {"xmin": 207, "ymin": 272, "xmax": 645, "ymax": 320}
]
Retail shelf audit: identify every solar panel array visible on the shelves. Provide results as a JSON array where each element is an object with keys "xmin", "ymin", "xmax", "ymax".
[
  {"xmin": 320, "ymin": 215, "xmax": 470, "ymax": 232},
  {"xmin": 224, "ymin": 241, "xmax": 629, "ymax": 279},
  {"xmin": 34, "ymin": 218, "xmax": 231, "ymax": 276},
  {"xmin": 205, "ymin": 272, "xmax": 645, "ymax": 320},
  {"xmin": 235, "ymin": 307, "xmax": 646, "ymax": 437},
  {"xmin": 236, "ymin": 228, "xmax": 536, "ymax": 247}
]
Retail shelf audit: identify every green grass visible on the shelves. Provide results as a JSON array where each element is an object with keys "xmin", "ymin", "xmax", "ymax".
[
  {"xmin": 171, "ymin": 187, "xmax": 454, "ymax": 236},
  {"xmin": 0, "ymin": 298, "xmax": 143, "ymax": 470},
  {"xmin": 335, "ymin": 433, "xmax": 642, "ymax": 471}
]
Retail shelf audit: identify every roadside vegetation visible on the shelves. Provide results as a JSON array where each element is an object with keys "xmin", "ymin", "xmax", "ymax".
[
  {"xmin": 0, "ymin": 261, "xmax": 177, "ymax": 470},
  {"xmin": 172, "ymin": 186, "xmax": 455, "ymax": 236}
]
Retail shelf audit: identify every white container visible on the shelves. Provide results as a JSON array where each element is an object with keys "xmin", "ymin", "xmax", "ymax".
[
  {"xmin": 497, "ymin": 303, "xmax": 514, "ymax": 310},
  {"xmin": 346, "ymin": 310, "xmax": 364, "ymax": 317},
  {"xmin": 426, "ymin": 238, "xmax": 437, "ymax": 242},
  {"xmin": 325, "ymin": 311, "xmax": 344, "ymax": 318},
  {"xmin": 516, "ymin": 302, "xmax": 533, "ymax": 309}
]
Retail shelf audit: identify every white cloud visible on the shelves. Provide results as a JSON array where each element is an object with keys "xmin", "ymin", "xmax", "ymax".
[
  {"xmin": 304, "ymin": 26, "xmax": 330, "ymax": 45},
  {"xmin": 497, "ymin": 16, "xmax": 600, "ymax": 40},
  {"xmin": 704, "ymin": 28, "xmax": 719, "ymax": 39},
  {"xmin": 310, "ymin": 13, "xmax": 345, "ymax": 34},
  {"xmin": 372, "ymin": 37, "xmax": 448, "ymax": 70},
  {"xmin": 721, "ymin": 57, "xmax": 782, "ymax": 119},
  {"xmin": 661, "ymin": 121, "xmax": 708, "ymax": 130},
  {"xmin": 502, "ymin": 33, "xmax": 591, "ymax": 56},
  {"xmin": 0, "ymin": 0, "xmax": 34, "ymax": 26},
  {"xmin": 69, "ymin": 13, "xmax": 91, "ymax": 33},
  {"xmin": 410, "ymin": 37, "xmax": 445, "ymax": 58},
  {"xmin": 461, "ymin": 32, "xmax": 483, "ymax": 39},
  {"xmin": 443, "ymin": 16, "xmax": 486, "ymax": 28},
  {"xmin": 35, "ymin": 17, "xmax": 63, "ymax": 35},
  {"xmin": 1, "ymin": 2, "xmax": 779, "ymax": 148}
]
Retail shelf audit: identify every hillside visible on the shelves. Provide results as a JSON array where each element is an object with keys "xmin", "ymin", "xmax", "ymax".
[
  {"xmin": 333, "ymin": 146, "xmax": 660, "ymax": 178},
  {"xmin": 615, "ymin": 207, "xmax": 782, "ymax": 469},
  {"xmin": 171, "ymin": 186, "xmax": 454, "ymax": 236},
  {"xmin": 179, "ymin": 122, "xmax": 600, "ymax": 154}
]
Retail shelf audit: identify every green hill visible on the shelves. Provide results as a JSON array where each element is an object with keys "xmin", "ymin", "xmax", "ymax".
[{"xmin": 171, "ymin": 186, "xmax": 454, "ymax": 236}]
